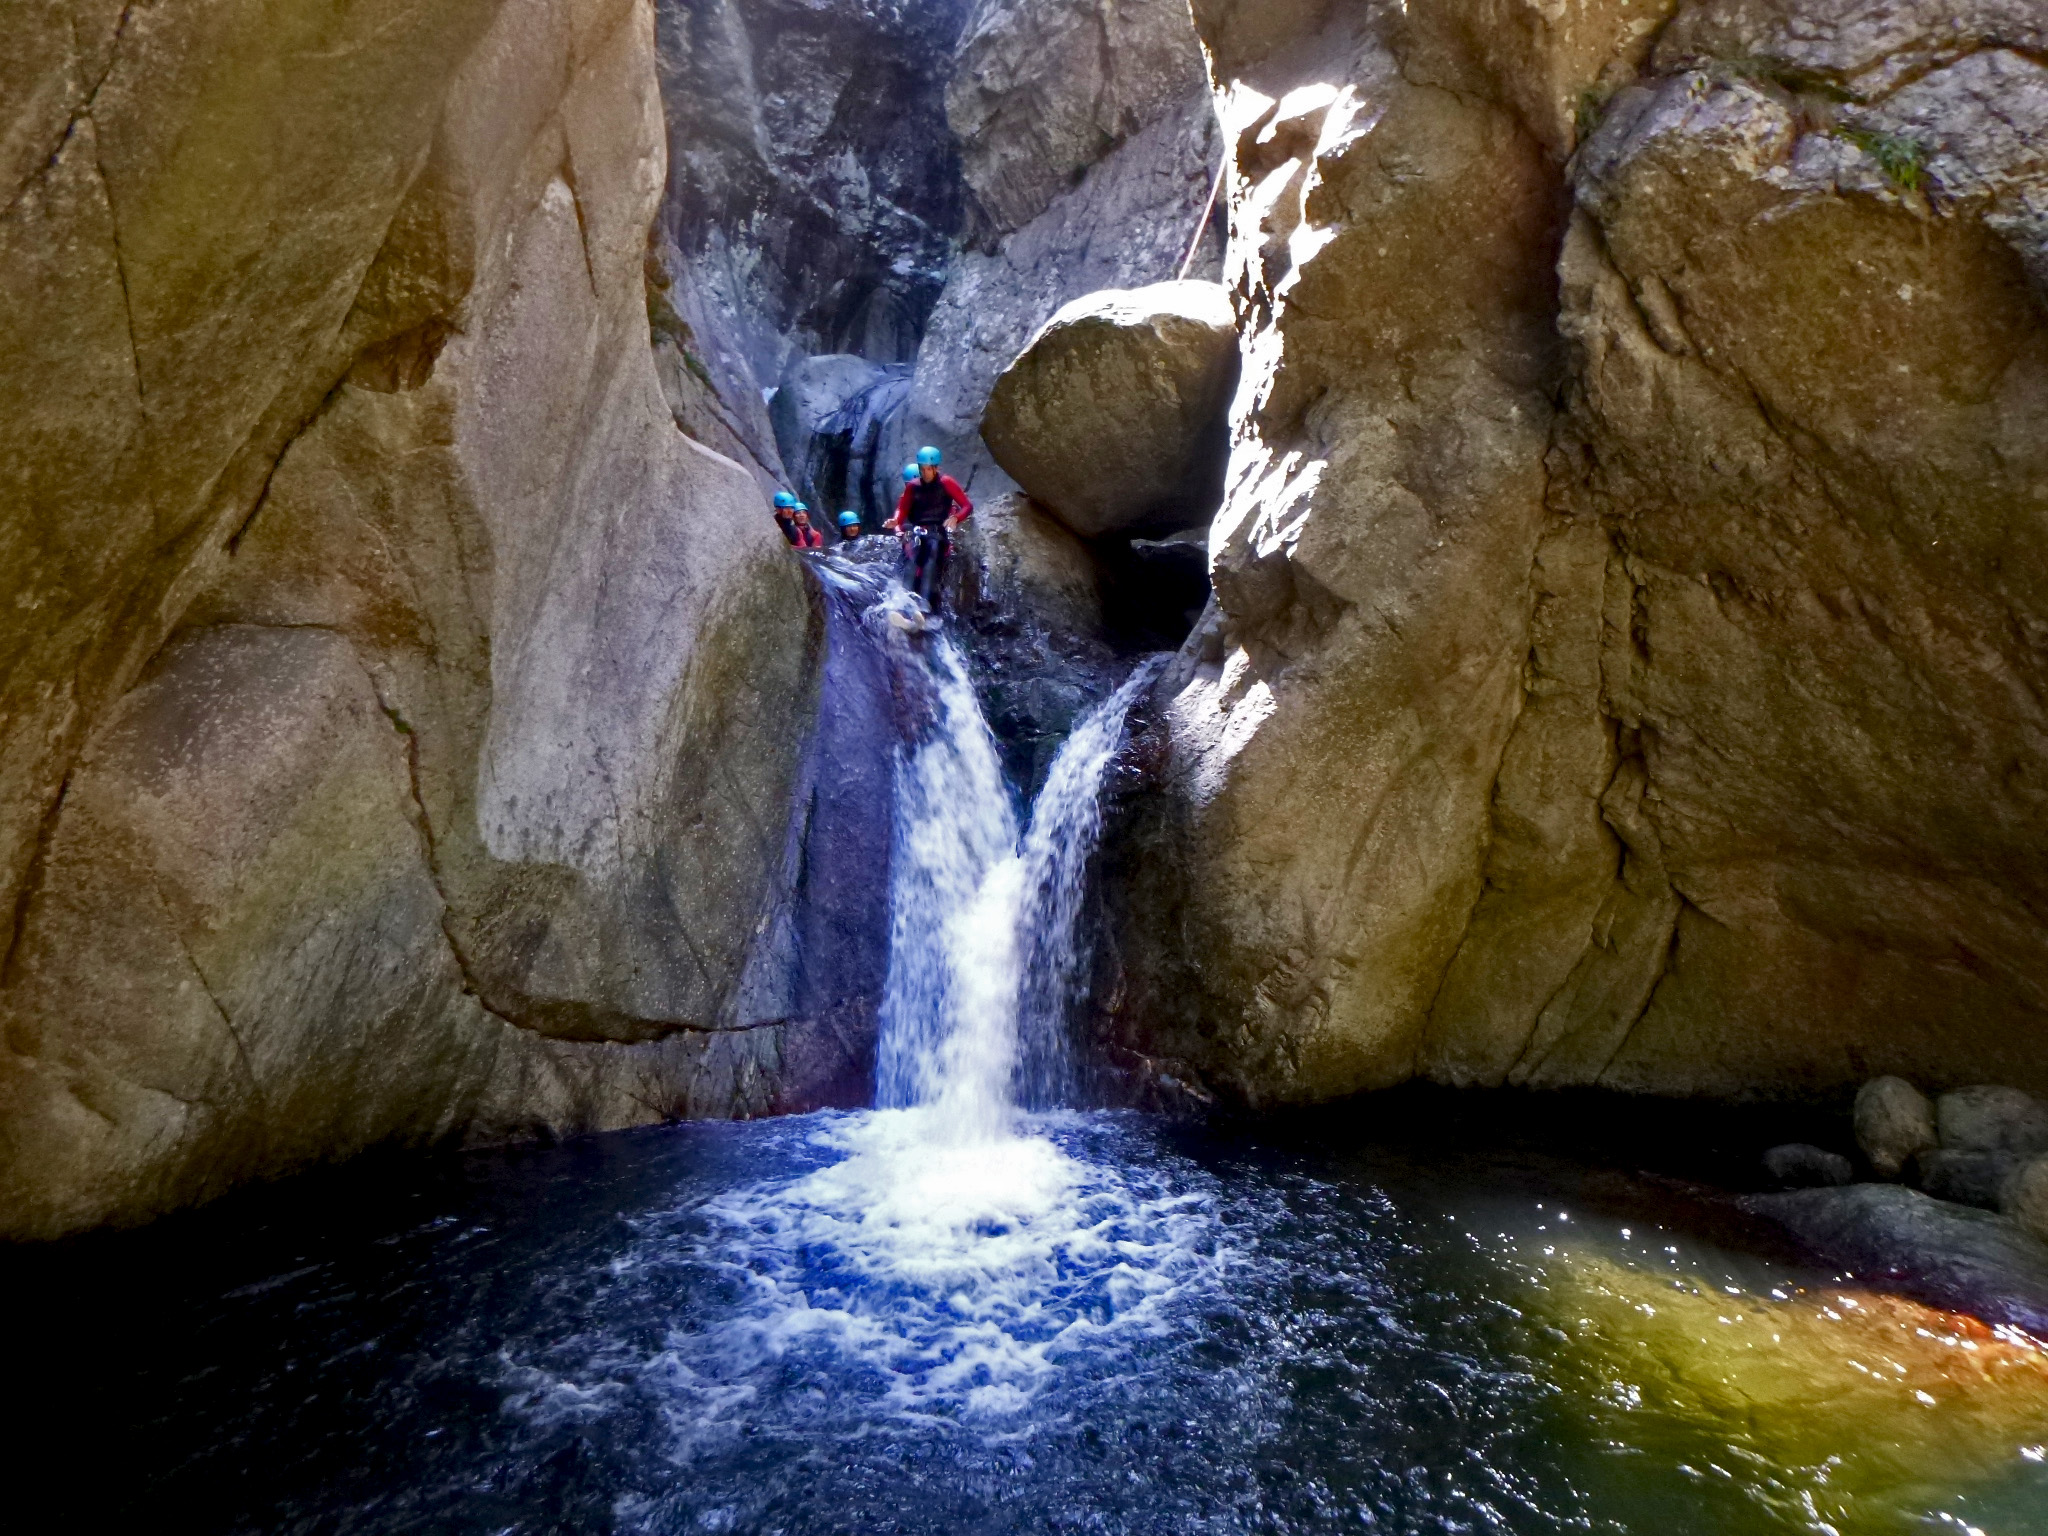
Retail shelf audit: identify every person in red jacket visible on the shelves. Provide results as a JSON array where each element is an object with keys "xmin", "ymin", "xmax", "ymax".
[
  {"xmin": 790, "ymin": 507, "xmax": 826, "ymax": 549},
  {"xmin": 886, "ymin": 447, "xmax": 972, "ymax": 613}
]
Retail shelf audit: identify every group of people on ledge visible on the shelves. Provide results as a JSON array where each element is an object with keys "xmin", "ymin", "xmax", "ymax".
[{"xmin": 771, "ymin": 446, "xmax": 973, "ymax": 614}]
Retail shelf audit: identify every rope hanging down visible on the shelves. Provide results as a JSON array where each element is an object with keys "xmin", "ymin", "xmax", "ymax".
[{"xmin": 1176, "ymin": 149, "xmax": 1230, "ymax": 280}]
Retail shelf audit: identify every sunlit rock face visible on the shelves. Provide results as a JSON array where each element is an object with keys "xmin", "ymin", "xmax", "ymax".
[
  {"xmin": 983, "ymin": 280, "xmax": 1239, "ymax": 539},
  {"xmin": 1109, "ymin": 0, "xmax": 2048, "ymax": 1105},
  {"xmin": 0, "ymin": 0, "xmax": 823, "ymax": 1239}
]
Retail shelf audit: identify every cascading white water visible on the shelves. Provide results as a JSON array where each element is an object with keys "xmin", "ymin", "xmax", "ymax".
[
  {"xmin": 874, "ymin": 629, "xmax": 1164, "ymax": 1137},
  {"xmin": 619, "ymin": 579, "xmax": 1217, "ymax": 1429},
  {"xmin": 871, "ymin": 635, "xmax": 1022, "ymax": 1133}
]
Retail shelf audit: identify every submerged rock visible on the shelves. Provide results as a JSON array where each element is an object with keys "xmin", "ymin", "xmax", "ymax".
[
  {"xmin": 982, "ymin": 280, "xmax": 1239, "ymax": 539},
  {"xmin": 1740, "ymin": 1183, "xmax": 2048, "ymax": 1339},
  {"xmin": 1763, "ymin": 1143, "xmax": 1854, "ymax": 1190},
  {"xmin": 1855, "ymin": 1076, "xmax": 1938, "ymax": 1179}
]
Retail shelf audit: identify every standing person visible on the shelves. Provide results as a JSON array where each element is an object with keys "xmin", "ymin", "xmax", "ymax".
[
  {"xmin": 885, "ymin": 447, "xmax": 972, "ymax": 614},
  {"xmin": 836, "ymin": 511, "xmax": 863, "ymax": 542},
  {"xmin": 791, "ymin": 507, "xmax": 826, "ymax": 549},
  {"xmin": 772, "ymin": 490, "xmax": 802, "ymax": 545}
]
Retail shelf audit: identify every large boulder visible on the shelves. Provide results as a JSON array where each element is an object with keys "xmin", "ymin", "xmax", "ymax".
[
  {"xmin": 982, "ymin": 280, "xmax": 1239, "ymax": 538},
  {"xmin": 0, "ymin": 0, "xmax": 823, "ymax": 1239},
  {"xmin": 888, "ymin": 46, "xmax": 1222, "ymax": 503},
  {"xmin": 1918, "ymin": 1150, "xmax": 2025, "ymax": 1210},
  {"xmin": 1937, "ymin": 1086, "xmax": 2048, "ymax": 1156},
  {"xmin": 1105, "ymin": 0, "xmax": 2048, "ymax": 1106}
]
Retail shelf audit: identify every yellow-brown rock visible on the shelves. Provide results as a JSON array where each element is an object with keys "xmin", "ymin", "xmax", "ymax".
[
  {"xmin": 0, "ymin": 0, "xmax": 817, "ymax": 1238},
  {"xmin": 1110, "ymin": 0, "xmax": 2048, "ymax": 1106}
]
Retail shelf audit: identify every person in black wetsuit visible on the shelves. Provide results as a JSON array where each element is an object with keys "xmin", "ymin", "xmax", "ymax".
[{"xmin": 886, "ymin": 447, "xmax": 973, "ymax": 613}]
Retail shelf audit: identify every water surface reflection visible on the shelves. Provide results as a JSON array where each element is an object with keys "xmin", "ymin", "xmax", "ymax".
[{"xmin": 13, "ymin": 1104, "xmax": 2046, "ymax": 1535}]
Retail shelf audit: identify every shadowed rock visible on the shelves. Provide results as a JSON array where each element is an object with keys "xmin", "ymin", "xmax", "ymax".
[
  {"xmin": 1763, "ymin": 1143, "xmax": 1854, "ymax": 1190},
  {"xmin": 1742, "ymin": 1183, "xmax": 2048, "ymax": 1339},
  {"xmin": 1937, "ymin": 1086, "xmax": 2048, "ymax": 1156},
  {"xmin": 1856, "ymin": 1076, "xmax": 1938, "ymax": 1178}
]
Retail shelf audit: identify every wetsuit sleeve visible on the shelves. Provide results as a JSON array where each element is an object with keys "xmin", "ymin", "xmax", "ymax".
[
  {"xmin": 943, "ymin": 476, "xmax": 973, "ymax": 520},
  {"xmin": 894, "ymin": 486, "xmax": 913, "ymax": 522}
]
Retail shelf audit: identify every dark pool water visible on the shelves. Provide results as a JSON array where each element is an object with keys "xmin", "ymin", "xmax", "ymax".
[{"xmin": 11, "ymin": 1102, "xmax": 2047, "ymax": 1536}]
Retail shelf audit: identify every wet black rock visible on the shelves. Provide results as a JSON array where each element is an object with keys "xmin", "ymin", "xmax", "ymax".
[
  {"xmin": 1762, "ymin": 1143, "xmax": 1854, "ymax": 1190},
  {"xmin": 1740, "ymin": 1183, "xmax": 2048, "ymax": 1338},
  {"xmin": 1917, "ymin": 1149, "xmax": 2026, "ymax": 1211},
  {"xmin": 1936, "ymin": 1086, "xmax": 2048, "ymax": 1157},
  {"xmin": 770, "ymin": 355, "xmax": 915, "ymax": 523}
]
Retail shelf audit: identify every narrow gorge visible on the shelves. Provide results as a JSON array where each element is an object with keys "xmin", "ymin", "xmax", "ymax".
[{"xmin": 4, "ymin": 0, "xmax": 2048, "ymax": 1531}]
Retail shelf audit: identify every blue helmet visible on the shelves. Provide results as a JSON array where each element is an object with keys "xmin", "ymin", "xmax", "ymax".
[
  {"xmin": 773, "ymin": 490, "xmax": 797, "ymax": 509},
  {"xmin": 916, "ymin": 446, "xmax": 942, "ymax": 468},
  {"xmin": 902, "ymin": 463, "xmax": 919, "ymax": 483},
  {"xmin": 838, "ymin": 511, "xmax": 860, "ymax": 528}
]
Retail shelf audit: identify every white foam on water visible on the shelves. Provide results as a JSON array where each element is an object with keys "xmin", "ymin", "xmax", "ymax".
[
  {"xmin": 666, "ymin": 1110, "xmax": 1221, "ymax": 1430},
  {"xmin": 503, "ymin": 602, "xmax": 1210, "ymax": 1451}
]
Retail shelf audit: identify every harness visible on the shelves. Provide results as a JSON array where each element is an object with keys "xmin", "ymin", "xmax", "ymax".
[{"xmin": 904, "ymin": 475, "xmax": 956, "ymax": 527}]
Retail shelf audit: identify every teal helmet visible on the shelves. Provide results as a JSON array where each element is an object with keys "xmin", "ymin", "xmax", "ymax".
[
  {"xmin": 901, "ymin": 463, "xmax": 919, "ymax": 483},
  {"xmin": 837, "ymin": 511, "xmax": 859, "ymax": 528},
  {"xmin": 916, "ymin": 446, "xmax": 942, "ymax": 468},
  {"xmin": 795, "ymin": 501, "xmax": 809, "ymax": 512},
  {"xmin": 773, "ymin": 490, "xmax": 797, "ymax": 509}
]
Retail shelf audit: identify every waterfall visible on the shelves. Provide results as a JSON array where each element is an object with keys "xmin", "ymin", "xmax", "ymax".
[
  {"xmin": 874, "ymin": 627, "xmax": 1162, "ymax": 1138},
  {"xmin": 643, "ymin": 570, "xmax": 1209, "ymax": 1428}
]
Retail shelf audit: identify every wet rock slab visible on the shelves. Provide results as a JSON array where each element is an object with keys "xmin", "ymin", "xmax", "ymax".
[{"xmin": 1741, "ymin": 1182, "xmax": 2048, "ymax": 1338}]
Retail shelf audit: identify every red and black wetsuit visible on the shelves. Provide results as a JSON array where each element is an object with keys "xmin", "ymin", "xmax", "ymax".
[
  {"xmin": 773, "ymin": 510, "xmax": 802, "ymax": 546},
  {"xmin": 895, "ymin": 473, "xmax": 973, "ymax": 529},
  {"xmin": 894, "ymin": 474, "xmax": 972, "ymax": 610},
  {"xmin": 793, "ymin": 523, "xmax": 825, "ymax": 549}
]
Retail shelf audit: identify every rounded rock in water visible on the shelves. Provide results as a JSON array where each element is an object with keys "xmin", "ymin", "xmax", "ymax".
[
  {"xmin": 1855, "ymin": 1076, "xmax": 1937, "ymax": 1178},
  {"xmin": 1937, "ymin": 1086, "xmax": 2048, "ymax": 1157}
]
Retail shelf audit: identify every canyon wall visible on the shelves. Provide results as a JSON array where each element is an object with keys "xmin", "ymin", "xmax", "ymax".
[
  {"xmin": 648, "ymin": 0, "xmax": 975, "ymax": 483},
  {"xmin": 1112, "ymin": 0, "xmax": 2048, "ymax": 1106},
  {"xmin": 888, "ymin": 0, "xmax": 1226, "ymax": 501},
  {"xmin": 0, "ymin": 0, "xmax": 826, "ymax": 1239}
]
